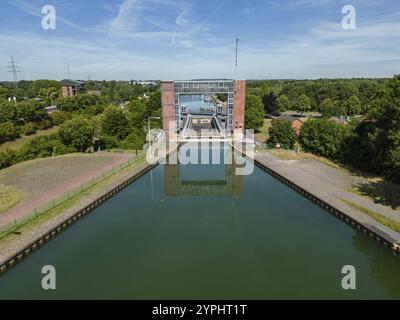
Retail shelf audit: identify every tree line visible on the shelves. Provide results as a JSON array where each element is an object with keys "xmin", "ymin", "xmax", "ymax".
[
  {"xmin": 265, "ymin": 75, "xmax": 400, "ymax": 182},
  {"xmin": 0, "ymin": 80, "xmax": 161, "ymax": 170}
]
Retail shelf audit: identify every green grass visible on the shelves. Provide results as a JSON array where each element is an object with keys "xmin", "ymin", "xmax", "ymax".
[
  {"xmin": 255, "ymin": 119, "xmax": 272, "ymax": 143},
  {"xmin": 0, "ymin": 156, "xmax": 146, "ymax": 249},
  {"xmin": 0, "ymin": 127, "xmax": 58, "ymax": 152},
  {"xmin": 339, "ymin": 198, "xmax": 400, "ymax": 233},
  {"xmin": 0, "ymin": 185, "xmax": 23, "ymax": 214}
]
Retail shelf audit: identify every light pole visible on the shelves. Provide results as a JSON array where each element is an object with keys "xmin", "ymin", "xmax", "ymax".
[
  {"xmin": 148, "ymin": 116, "xmax": 161, "ymax": 161},
  {"xmin": 148, "ymin": 117, "xmax": 161, "ymax": 201}
]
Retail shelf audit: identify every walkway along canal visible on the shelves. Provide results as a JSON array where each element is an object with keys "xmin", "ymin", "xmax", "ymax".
[{"xmin": 0, "ymin": 144, "xmax": 399, "ymax": 299}]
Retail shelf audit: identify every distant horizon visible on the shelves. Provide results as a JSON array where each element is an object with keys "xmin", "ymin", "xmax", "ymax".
[
  {"xmin": 0, "ymin": 75, "xmax": 396, "ymax": 83},
  {"xmin": 1, "ymin": 0, "xmax": 399, "ymax": 81}
]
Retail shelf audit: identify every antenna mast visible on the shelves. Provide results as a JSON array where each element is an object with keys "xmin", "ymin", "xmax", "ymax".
[
  {"xmin": 235, "ymin": 34, "xmax": 240, "ymax": 70},
  {"xmin": 67, "ymin": 65, "xmax": 71, "ymax": 79},
  {"xmin": 8, "ymin": 56, "xmax": 21, "ymax": 89}
]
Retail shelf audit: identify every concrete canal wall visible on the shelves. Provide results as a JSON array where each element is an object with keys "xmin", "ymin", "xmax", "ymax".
[
  {"xmin": 0, "ymin": 161, "xmax": 158, "ymax": 274},
  {"xmin": 254, "ymin": 153, "xmax": 400, "ymax": 254}
]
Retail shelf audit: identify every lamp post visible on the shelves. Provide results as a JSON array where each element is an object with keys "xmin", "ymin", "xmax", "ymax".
[
  {"xmin": 148, "ymin": 116, "xmax": 161, "ymax": 161},
  {"xmin": 148, "ymin": 117, "xmax": 161, "ymax": 201}
]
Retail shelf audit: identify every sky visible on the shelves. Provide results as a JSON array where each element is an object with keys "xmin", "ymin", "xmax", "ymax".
[{"xmin": 0, "ymin": 0, "xmax": 399, "ymax": 80}]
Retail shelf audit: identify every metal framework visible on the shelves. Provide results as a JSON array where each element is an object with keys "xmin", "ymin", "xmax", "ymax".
[{"xmin": 173, "ymin": 80, "xmax": 235, "ymax": 131}]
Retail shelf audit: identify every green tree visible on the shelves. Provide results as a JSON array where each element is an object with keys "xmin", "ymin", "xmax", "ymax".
[
  {"xmin": 146, "ymin": 91, "xmax": 161, "ymax": 118},
  {"xmin": 58, "ymin": 117, "xmax": 94, "ymax": 152},
  {"xmin": 260, "ymin": 82, "xmax": 270, "ymax": 99},
  {"xmin": 319, "ymin": 98, "xmax": 340, "ymax": 117},
  {"xmin": 128, "ymin": 99, "xmax": 148, "ymax": 129},
  {"xmin": 0, "ymin": 101, "xmax": 17, "ymax": 123},
  {"xmin": 101, "ymin": 106, "xmax": 129, "ymax": 139},
  {"xmin": 276, "ymin": 94, "xmax": 290, "ymax": 113},
  {"xmin": 299, "ymin": 119, "xmax": 348, "ymax": 159},
  {"xmin": 344, "ymin": 95, "xmax": 362, "ymax": 116},
  {"xmin": 245, "ymin": 94, "xmax": 265, "ymax": 130},
  {"xmin": 121, "ymin": 128, "xmax": 146, "ymax": 153},
  {"xmin": 294, "ymin": 94, "xmax": 311, "ymax": 116},
  {"xmin": 268, "ymin": 119, "xmax": 297, "ymax": 149}
]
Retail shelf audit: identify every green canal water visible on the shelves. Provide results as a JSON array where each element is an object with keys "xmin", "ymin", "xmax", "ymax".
[{"xmin": 0, "ymin": 145, "xmax": 399, "ymax": 299}]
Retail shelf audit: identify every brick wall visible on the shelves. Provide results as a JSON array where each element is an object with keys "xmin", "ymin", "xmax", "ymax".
[
  {"xmin": 162, "ymin": 81, "xmax": 176, "ymax": 138},
  {"xmin": 233, "ymin": 80, "xmax": 246, "ymax": 132}
]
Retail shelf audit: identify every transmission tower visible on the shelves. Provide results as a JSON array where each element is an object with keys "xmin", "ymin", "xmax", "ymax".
[{"xmin": 8, "ymin": 56, "xmax": 21, "ymax": 88}]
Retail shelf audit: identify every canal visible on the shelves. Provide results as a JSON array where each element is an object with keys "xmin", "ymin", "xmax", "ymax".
[{"xmin": 0, "ymin": 145, "xmax": 399, "ymax": 299}]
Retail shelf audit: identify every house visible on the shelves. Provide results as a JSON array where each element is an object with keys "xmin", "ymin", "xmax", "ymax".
[
  {"xmin": 276, "ymin": 114, "xmax": 305, "ymax": 134},
  {"xmin": 87, "ymin": 90, "xmax": 102, "ymax": 96},
  {"xmin": 329, "ymin": 116, "xmax": 351, "ymax": 126},
  {"xmin": 45, "ymin": 105, "xmax": 57, "ymax": 114},
  {"xmin": 60, "ymin": 79, "xmax": 85, "ymax": 97}
]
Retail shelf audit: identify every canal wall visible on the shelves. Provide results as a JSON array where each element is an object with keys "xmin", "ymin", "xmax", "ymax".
[
  {"xmin": 0, "ymin": 161, "xmax": 158, "ymax": 274},
  {"xmin": 253, "ymin": 153, "xmax": 400, "ymax": 254}
]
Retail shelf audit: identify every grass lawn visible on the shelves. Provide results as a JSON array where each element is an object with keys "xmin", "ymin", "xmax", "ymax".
[
  {"xmin": 0, "ymin": 156, "xmax": 146, "ymax": 249},
  {"xmin": 255, "ymin": 119, "xmax": 271, "ymax": 143},
  {"xmin": 339, "ymin": 198, "xmax": 400, "ymax": 233},
  {"xmin": 0, "ymin": 127, "xmax": 59, "ymax": 152},
  {"xmin": 349, "ymin": 177, "xmax": 400, "ymax": 210},
  {"xmin": 0, "ymin": 185, "xmax": 22, "ymax": 214},
  {"xmin": 0, "ymin": 152, "xmax": 133, "ymax": 214},
  {"xmin": 268, "ymin": 149, "xmax": 343, "ymax": 169}
]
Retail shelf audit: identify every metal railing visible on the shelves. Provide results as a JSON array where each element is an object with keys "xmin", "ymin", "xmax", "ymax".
[{"xmin": 0, "ymin": 150, "xmax": 146, "ymax": 240}]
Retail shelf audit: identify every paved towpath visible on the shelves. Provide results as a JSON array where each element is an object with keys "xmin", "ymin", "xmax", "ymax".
[{"xmin": 255, "ymin": 151, "xmax": 400, "ymax": 243}]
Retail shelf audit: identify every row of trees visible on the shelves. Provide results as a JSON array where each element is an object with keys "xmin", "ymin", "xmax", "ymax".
[
  {"xmin": 267, "ymin": 75, "xmax": 400, "ymax": 182},
  {"xmin": 0, "ymin": 90, "xmax": 162, "ymax": 170},
  {"xmin": 247, "ymin": 78, "xmax": 387, "ymax": 118},
  {"xmin": 0, "ymin": 99, "xmax": 53, "ymax": 143}
]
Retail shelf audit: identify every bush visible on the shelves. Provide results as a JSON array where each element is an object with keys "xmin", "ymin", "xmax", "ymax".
[
  {"xmin": 19, "ymin": 134, "xmax": 74, "ymax": 161},
  {"xmin": 20, "ymin": 123, "xmax": 36, "ymax": 136},
  {"xmin": 0, "ymin": 149, "xmax": 17, "ymax": 169},
  {"xmin": 101, "ymin": 106, "xmax": 129, "ymax": 139},
  {"xmin": 268, "ymin": 119, "xmax": 297, "ymax": 149},
  {"xmin": 59, "ymin": 116, "xmax": 94, "ymax": 152},
  {"xmin": 120, "ymin": 128, "xmax": 146, "ymax": 151},
  {"xmin": 50, "ymin": 111, "xmax": 72, "ymax": 126},
  {"xmin": 36, "ymin": 118, "xmax": 53, "ymax": 131},
  {"xmin": 299, "ymin": 119, "xmax": 348, "ymax": 159},
  {"xmin": 0, "ymin": 122, "xmax": 20, "ymax": 143},
  {"xmin": 99, "ymin": 134, "xmax": 121, "ymax": 151}
]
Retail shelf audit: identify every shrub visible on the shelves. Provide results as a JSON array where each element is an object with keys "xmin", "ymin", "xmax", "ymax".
[
  {"xmin": 299, "ymin": 119, "xmax": 348, "ymax": 159},
  {"xmin": 58, "ymin": 116, "xmax": 94, "ymax": 152},
  {"xmin": 120, "ymin": 128, "xmax": 146, "ymax": 151},
  {"xmin": 20, "ymin": 123, "xmax": 36, "ymax": 136},
  {"xmin": 0, "ymin": 122, "xmax": 19, "ymax": 143},
  {"xmin": 19, "ymin": 134, "xmax": 73, "ymax": 161},
  {"xmin": 268, "ymin": 119, "xmax": 297, "ymax": 149},
  {"xmin": 0, "ymin": 149, "xmax": 17, "ymax": 169},
  {"xmin": 99, "ymin": 134, "xmax": 120, "ymax": 151},
  {"xmin": 50, "ymin": 111, "xmax": 72, "ymax": 126}
]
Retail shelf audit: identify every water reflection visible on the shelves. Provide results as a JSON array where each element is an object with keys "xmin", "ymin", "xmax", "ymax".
[{"xmin": 165, "ymin": 143, "xmax": 243, "ymax": 197}]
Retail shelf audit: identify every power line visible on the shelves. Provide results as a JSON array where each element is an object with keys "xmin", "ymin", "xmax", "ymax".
[{"xmin": 8, "ymin": 56, "xmax": 21, "ymax": 88}]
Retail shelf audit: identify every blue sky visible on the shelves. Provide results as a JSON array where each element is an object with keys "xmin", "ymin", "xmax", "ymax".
[{"xmin": 1, "ymin": 0, "xmax": 400, "ymax": 80}]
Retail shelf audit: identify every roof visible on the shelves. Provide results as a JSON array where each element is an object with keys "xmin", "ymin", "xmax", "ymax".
[
  {"xmin": 60, "ymin": 79, "xmax": 84, "ymax": 86},
  {"xmin": 277, "ymin": 115, "xmax": 303, "ymax": 123}
]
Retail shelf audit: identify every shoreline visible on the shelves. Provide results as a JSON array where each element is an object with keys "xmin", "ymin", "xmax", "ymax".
[{"xmin": 0, "ymin": 158, "xmax": 156, "ymax": 273}]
